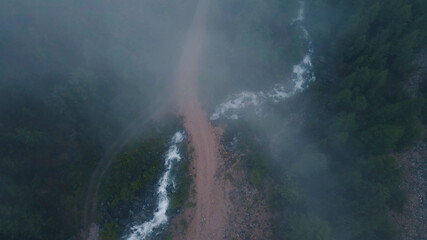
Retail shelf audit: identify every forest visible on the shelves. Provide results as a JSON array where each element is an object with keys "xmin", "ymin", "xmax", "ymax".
[
  {"xmin": 0, "ymin": 1, "xmax": 193, "ymax": 239},
  {"xmin": 206, "ymin": 0, "xmax": 427, "ymax": 239},
  {"xmin": 222, "ymin": 0, "xmax": 427, "ymax": 239},
  {"xmin": 1, "ymin": 0, "xmax": 426, "ymax": 239},
  {"xmin": 301, "ymin": 0, "xmax": 427, "ymax": 238},
  {"xmin": 96, "ymin": 117, "xmax": 189, "ymax": 240}
]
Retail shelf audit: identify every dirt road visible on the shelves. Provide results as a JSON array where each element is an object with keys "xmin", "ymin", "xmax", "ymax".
[
  {"xmin": 82, "ymin": 0, "xmax": 229, "ymax": 239},
  {"xmin": 173, "ymin": 0, "xmax": 229, "ymax": 239}
]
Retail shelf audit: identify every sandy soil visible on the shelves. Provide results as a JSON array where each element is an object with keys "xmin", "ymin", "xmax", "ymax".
[
  {"xmin": 172, "ymin": 0, "xmax": 230, "ymax": 239},
  {"xmin": 171, "ymin": 1, "xmax": 273, "ymax": 238}
]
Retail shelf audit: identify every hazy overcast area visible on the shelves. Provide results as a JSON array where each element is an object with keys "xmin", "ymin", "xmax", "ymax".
[{"xmin": 1, "ymin": 0, "xmax": 426, "ymax": 240}]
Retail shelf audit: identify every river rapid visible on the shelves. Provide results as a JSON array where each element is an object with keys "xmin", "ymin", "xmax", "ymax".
[
  {"xmin": 210, "ymin": 1, "xmax": 315, "ymax": 121},
  {"xmin": 122, "ymin": 1, "xmax": 313, "ymax": 239},
  {"xmin": 123, "ymin": 132, "xmax": 185, "ymax": 240}
]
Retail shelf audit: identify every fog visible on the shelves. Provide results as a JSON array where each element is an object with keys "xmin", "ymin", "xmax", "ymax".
[
  {"xmin": 1, "ymin": 0, "xmax": 425, "ymax": 239},
  {"xmin": 1, "ymin": 0, "xmax": 198, "ymax": 124},
  {"xmin": 0, "ymin": 0, "xmax": 328, "ymax": 238}
]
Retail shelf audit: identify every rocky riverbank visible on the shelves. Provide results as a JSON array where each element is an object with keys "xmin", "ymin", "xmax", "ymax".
[
  {"xmin": 221, "ymin": 151, "xmax": 272, "ymax": 240},
  {"xmin": 391, "ymin": 141, "xmax": 427, "ymax": 240}
]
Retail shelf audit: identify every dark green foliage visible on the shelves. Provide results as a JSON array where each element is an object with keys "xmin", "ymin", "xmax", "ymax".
[
  {"xmin": 97, "ymin": 128, "xmax": 168, "ymax": 239},
  {"xmin": 98, "ymin": 136, "xmax": 166, "ymax": 210},
  {"xmin": 169, "ymin": 155, "xmax": 192, "ymax": 211},
  {"xmin": 0, "ymin": 1, "xmax": 184, "ymax": 238},
  {"xmin": 0, "ymin": 67, "xmax": 118, "ymax": 239},
  {"xmin": 219, "ymin": 0, "xmax": 426, "ymax": 239},
  {"xmin": 283, "ymin": 214, "xmax": 332, "ymax": 240},
  {"xmin": 99, "ymin": 223, "xmax": 120, "ymax": 240},
  {"xmin": 302, "ymin": 0, "xmax": 427, "ymax": 239},
  {"xmin": 97, "ymin": 118, "xmax": 185, "ymax": 239}
]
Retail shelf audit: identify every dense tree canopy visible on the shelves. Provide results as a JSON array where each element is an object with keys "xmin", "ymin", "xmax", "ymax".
[{"xmin": 219, "ymin": 0, "xmax": 426, "ymax": 239}]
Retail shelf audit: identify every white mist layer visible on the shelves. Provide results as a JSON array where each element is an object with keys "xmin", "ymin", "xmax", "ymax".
[
  {"xmin": 210, "ymin": 1, "xmax": 314, "ymax": 121},
  {"xmin": 124, "ymin": 131, "xmax": 184, "ymax": 240}
]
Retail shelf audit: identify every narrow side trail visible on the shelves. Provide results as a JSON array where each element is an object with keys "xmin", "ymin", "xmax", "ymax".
[
  {"xmin": 173, "ymin": 0, "xmax": 229, "ymax": 239},
  {"xmin": 81, "ymin": 116, "xmax": 149, "ymax": 240}
]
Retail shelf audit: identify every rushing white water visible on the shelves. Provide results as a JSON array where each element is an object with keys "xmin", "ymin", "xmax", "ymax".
[
  {"xmin": 292, "ymin": 1, "xmax": 305, "ymax": 23},
  {"xmin": 124, "ymin": 131, "xmax": 185, "ymax": 240},
  {"xmin": 210, "ymin": 1, "xmax": 314, "ymax": 121}
]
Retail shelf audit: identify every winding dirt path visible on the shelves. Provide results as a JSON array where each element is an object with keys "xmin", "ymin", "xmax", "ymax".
[
  {"xmin": 81, "ymin": 116, "xmax": 150, "ymax": 240},
  {"xmin": 82, "ymin": 1, "xmax": 229, "ymax": 239},
  {"xmin": 173, "ymin": 0, "xmax": 229, "ymax": 239}
]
